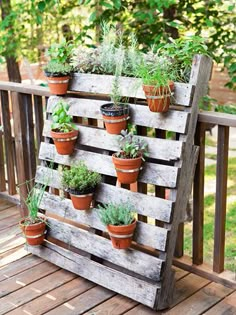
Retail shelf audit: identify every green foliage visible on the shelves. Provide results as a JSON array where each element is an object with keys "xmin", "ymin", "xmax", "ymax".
[
  {"xmin": 46, "ymin": 39, "xmax": 75, "ymax": 65},
  {"xmin": 98, "ymin": 202, "xmax": 135, "ymax": 226},
  {"xmin": 18, "ymin": 180, "xmax": 47, "ymax": 225},
  {"xmin": 51, "ymin": 100, "xmax": 77, "ymax": 132},
  {"xmin": 44, "ymin": 60, "xmax": 73, "ymax": 76},
  {"xmin": 61, "ymin": 162, "xmax": 102, "ymax": 193},
  {"xmin": 116, "ymin": 130, "xmax": 148, "ymax": 160}
]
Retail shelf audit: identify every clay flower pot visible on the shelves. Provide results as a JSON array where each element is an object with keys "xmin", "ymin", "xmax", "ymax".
[
  {"xmin": 46, "ymin": 75, "xmax": 70, "ymax": 95},
  {"xmin": 19, "ymin": 219, "xmax": 46, "ymax": 246},
  {"xmin": 143, "ymin": 81, "xmax": 174, "ymax": 113},
  {"xmin": 68, "ymin": 188, "xmax": 95, "ymax": 210},
  {"xmin": 107, "ymin": 219, "xmax": 136, "ymax": 249},
  {"xmin": 112, "ymin": 154, "xmax": 142, "ymax": 184},
  {"xmin": 100, "ymin": 103, "xmax": 129, "ymax": 135},
  {"xmin": 51, "ymin": 129, "xmax": 78, "ymax": 155}
]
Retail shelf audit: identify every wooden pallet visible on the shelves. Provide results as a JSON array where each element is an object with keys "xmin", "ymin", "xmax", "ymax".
[{"xmin": 26, "ymin": 55, "xmax": 212, "ymax": 310}]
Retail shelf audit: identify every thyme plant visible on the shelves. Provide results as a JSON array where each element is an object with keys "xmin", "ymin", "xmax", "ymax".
[{"xmin": 98, "ymin": 202, "xmax": 135, "ymax": 226}]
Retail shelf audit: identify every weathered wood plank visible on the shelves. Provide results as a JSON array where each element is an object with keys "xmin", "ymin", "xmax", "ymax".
[
  {"xmin": 69, "ymin": 73, "xmax": 194, "ymax": 107},
  {"xmin": 0, "ymin": 81, "xmax": 50, "ymax": 96},
  {"xmin": 28, "ymin": 242, "xmax": 160, "ymax": 308},
  {"xmin": 0, "ymin": 91, "xmax": 16, "ymax": 195},
  {"xmin": 34, "ymin": 95, "xmax": 44, "ymax": 158},
  {"xmin": 0, "ymin": 269, "xmax": 76, "ymax": 315},
  {"xmin": 0, "ymin": 114, "xmax": 6, "ymax": 192},
  {"xmin": 39, "ymin": 191, "xmax": 169, "ymax": 251},
  {"xmin": 43, "ymin": 120, "xmax": 183, "ymax": 161},
  {"xmin": 47, "ymin": 96, "xmax": 190, "ymax": 133},
  {"xmin": 5, "ymin": 278, "xmax": 95, "ymax": 315},
  {"xmin": 213, "ymin": 125, "xmax": 229, "ymax": 273},
  {"xmin": 46, "ymin": 217, "xmax": 164, "ymax": 280},
  {"xmin": 38, "ymin": 147, "xmax": 179, "ymax": 188}
]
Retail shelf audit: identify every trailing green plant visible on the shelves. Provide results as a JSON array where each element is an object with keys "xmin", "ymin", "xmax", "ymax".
[
  {"xmin": 61, "ymin": 162, "xmax": 102, "ymax": 193},
  {"xmin": 116, "ymin": 130, "xmax": 148, "ymax": 160},
  {"xmin": 51, "ymin": 100, "xmax": 77, "ymax": 132},
  {"xmin": 98, "ymin": 202, "xmax": 135, "ymax": 226},
  {"xmin": 18, "ymin": 180, "xmax": 48, "ymax": 225},
  {"xmin": 44, "ymin": 60, "xmax": 73, "ymax": 76}
]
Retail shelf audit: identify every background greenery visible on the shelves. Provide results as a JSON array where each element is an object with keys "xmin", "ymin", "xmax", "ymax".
[{"xmin": 0, "ymin": 0, "xmax": 235, "ymax": 88}]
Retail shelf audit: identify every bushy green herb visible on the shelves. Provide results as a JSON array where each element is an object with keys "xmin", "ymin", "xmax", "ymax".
[
  {"xmin": 44, "ymin": 61, "xmax": 73, "ymax": 76},
  {"xmin": 116, "ymin": 130, "xmax": 148, "ymax": 160},
  {"xmin": 51, "ymin": 100, "xmax": 77, "ymax": 133},
  {"xmin": 62, "ymin": 162, "xmax": 102, "ymax": 193},
  {"xmin": 46, "ymin": 39, "xmax": 74, "ymax": 65},
  {"xmin": 98, "ymin": 202, "xmax": 135, "ymax": 226}
]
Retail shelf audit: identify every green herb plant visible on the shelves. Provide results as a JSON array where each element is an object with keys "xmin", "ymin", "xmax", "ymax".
[
  {"xmin": 62, "ymin": 162, "xmax": 102, "ymax": 193},
  {"xmin": 98, "ymin": 202, "xmax": 135, "ymax": 226},
  {"xmin": 44, "ymin": 61, "xmax": 73, "ymax": 77},
  {"xmin": 51, "ymin": 100, "xmax": 77, "ymax": 133},
  {"xmin": 18, "ymin": 180, "xmax": 48, "ymax": 226},
  {"xmin": 116, "ymin": 130, "xmax": 148, "ymax": 160}
]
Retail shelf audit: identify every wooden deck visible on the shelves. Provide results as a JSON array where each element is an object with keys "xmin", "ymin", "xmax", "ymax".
[{"xmin": 1, "ymin": 199, "xmax": 236, "ymax": 315}]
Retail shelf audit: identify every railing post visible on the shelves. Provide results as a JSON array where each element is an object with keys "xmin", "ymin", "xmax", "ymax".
[
  {"xmin": 193, "ymin": 121, "xmax": 206, "ymax": 265},
  {"xmin": 0, "ymin": 91, "xmax": 16, "ymax": 195},
  {"xmin": 213, "ymin": 125, "xmax": 229, "ymax": 273}
]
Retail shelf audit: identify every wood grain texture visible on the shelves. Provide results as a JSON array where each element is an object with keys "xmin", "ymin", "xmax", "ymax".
[
  {"xmin": 39, "ymin": 192, "xmax": 169, "ymax": 251},
  {"xmin": 43, "ymin": 120, "xmax": 183, "ymax": 161},
  {"xmin": 0, "ymin": 114, "xmax": 6, "ymax": 192},
  {"xmin": 46, "ymin": 217, "xmax": 164, "ymax": 280},
  {"xmin": 38, "ymin": 148, "xmax": 179, "ymax": 188},
  {"xmin": 27, "ymin": 241, "xmax": 160, "ymax": 308},
  {"xmin": 47, "ymin": 96, "xmax": 190, "ymax": 133},
  {"xmin": 69, "ymin": 73, "xmax": 194, "ymax": 107}
]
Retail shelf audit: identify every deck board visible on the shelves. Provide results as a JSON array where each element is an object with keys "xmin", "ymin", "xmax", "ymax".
[{"xmin": 0, "ymin": 200, "xmax": 236, "ymax": 315}]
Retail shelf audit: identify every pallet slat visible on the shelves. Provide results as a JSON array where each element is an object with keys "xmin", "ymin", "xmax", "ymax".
[
  {"xmin": 38, "ymin": 147, "xmax": 179, "ymax": 188},
  {"xmin": 47, "ymin": 96, "xmax": 190, "ymax": 133},
  {"xmin": 43, "ymin": 121, "xmax": 184, "ymax": 161},
  {"xmin": 39, "ymin": 191, "xmax": 169, "ymax": 251},
  {"xmin": 28, "ymin": 242, "xmax": 160, "ymax": 308},
  {"xmin": 46, "ymin": 217, "xmax": 164, "ymax": 280},
  {"xmin": 69, "ymin": 73, "xmax": 194, "ymax": 107}
]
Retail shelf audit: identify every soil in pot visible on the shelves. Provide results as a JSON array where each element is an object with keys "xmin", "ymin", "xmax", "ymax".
[
  {"xmin": 100, "ymin": 103, "xmax": 129, "ymax": 135},
  {"xmin": 51, "ymin": 129, "xmax": 79, "ymax": 155},
  {"xmin": 46, "ymin": 75, "xmax": 70, "ymax": 95},
  {"xmin": 112, "ymin": 154, "xmax": 142, "ymax": 184},
  {"xmin": 107, "ymin": 219, "xmax": 136, "ymax": 249},
  {"xmin": 20, "ymin": 219, "xmax": 46, "ymax": 246},
  {"xmin": 143, "ymin": 81, "xmax": 174, "ymax": 113},
  {"xmin": 69, "ymin": 188, "xmax": 94, "ymax": 210}
]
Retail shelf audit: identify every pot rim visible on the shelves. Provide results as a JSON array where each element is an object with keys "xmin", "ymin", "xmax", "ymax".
[
  {"xmin": 112, "ymin": 153, "xmax": 142, "ymax": 161},
  {"xmin": 107, "ymin": 218, "xmax": 137, "ymax": 229}
]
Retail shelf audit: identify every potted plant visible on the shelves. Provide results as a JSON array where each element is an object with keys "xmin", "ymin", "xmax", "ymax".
[
  {"xmin": 99, "ymin": 25, "xmax": 129, "ymax": 134},
  {"xmin": 44, "ymin": 39, "xmax": 74, "ymax": 95},
  {"xmin": 112, "ymin": 130, "xmax": 148, "ymax": 184},
  {"xmin": 98, "ymin": 202, "xmax": 136, "ymax": 249},
  {"xmin": 51, "ymin": 100, "xmax": 79, "ymax": 155},
  {"xmin": 61, "ymin": 162, "xmax": 102, "ymax": 210},
  {"xmin": 137, "ymin": 53, "xmax": 176, "ymax": 113},
  {"xmin": 19, "ymin": 181, "xmax": 47, "ymax": 246}
]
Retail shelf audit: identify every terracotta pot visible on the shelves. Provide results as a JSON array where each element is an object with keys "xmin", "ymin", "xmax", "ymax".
[
  {"xmin": 20, "ymin": 219, "xmax": 46, "ymax": 246},
  {"xmin": 70, "ymin": 192, "xmax": 93, "ymax": 210},
  {"xmin": 46, "ymin": 75, "xmax": 70, "ymax": 95},
  {"xmin": 100, "ymin": 103, "xmax": 129, "ymax": 135},
  {"xmin": 143, "ymin": 81, "xmax": 174, "ymax": 113},
  {"xmin": 107, "ymin": 219, "xmax": 136, "ymax": 249},
  {"xmin": 51, "ymin": 129, "xmax": 78, "ymax": 155},
  {"xmin": 112, "ymin": 154, "xmax": 142, "ymax": 184}
]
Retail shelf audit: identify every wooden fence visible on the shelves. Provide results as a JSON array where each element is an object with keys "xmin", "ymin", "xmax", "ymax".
[{"xmin": 0, "ymin": 81, "xmax": 236, "ymax": 289}]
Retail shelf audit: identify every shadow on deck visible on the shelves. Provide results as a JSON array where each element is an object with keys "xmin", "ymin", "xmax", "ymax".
[{"xmin": 1, "ymin": 199, "xmax": 236, "ymax": 315}]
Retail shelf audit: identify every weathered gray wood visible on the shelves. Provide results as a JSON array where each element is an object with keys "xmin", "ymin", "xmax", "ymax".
[
  {"xmin": 46, "ymin": 217, "xmax": 164, "ymax": 280},
  {"xmin": 39, "ymin": 191, "xmax": 169, "ymax": 250},
  {"xmin": 0, "ymin": 81, "xmax": 50, "ymax": 96},
  {"xmin": 156, "ymin": 55, "xmax": 213, "ymax": 309},
  {"xmin": 43, "ymin": 120, "xmax": 183, "ymax": 161},
  {"xmin": 47, "ymin": 96, "xmax": 190, "ymax": 133},
  {"xmin": 70, "ymin": 73, "xmax": 194, "ymax": 106},
  {"xmin": 38, "ymin": 145, "xmax": 179, "ymax": 188},
  {"xmin": 198, "ymin": 111, "xmax": 236, "ymax": 128},
  {"xmin": 27, "ymin": 242, "xmax": 160, "ymax": 308}
]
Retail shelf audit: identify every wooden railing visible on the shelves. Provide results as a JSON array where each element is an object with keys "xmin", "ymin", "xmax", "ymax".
[{"xmin": 0, "ymin": 81, "xmax": 236, "ymax": 287}]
